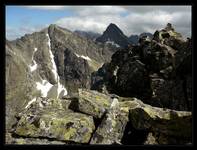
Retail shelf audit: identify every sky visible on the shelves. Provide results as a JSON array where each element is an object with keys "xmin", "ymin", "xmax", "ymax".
[{"xmin": 6, "ymin": 6, "xmax": 192, "ymax": 40}]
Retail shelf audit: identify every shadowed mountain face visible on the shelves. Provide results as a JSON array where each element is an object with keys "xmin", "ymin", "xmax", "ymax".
[{"xmin": 96, "ymin": 23, "xmax": 130, "ymax": 48}]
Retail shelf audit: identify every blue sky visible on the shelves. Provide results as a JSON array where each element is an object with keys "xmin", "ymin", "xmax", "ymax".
[
  {"xmin": 6, "ymin": 6, "xmax": 191, "ymax": 40},
  {"xmin": 6, "ymin": 6, "xmax": 75, "ymax": 39},
  {"xmin": 6, "ymin": 6, "xmax": 73, "ymax": 27}
]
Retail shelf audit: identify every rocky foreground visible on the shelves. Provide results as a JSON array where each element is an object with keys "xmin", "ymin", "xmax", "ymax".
[{"xmin": 6, "ymin": 89, "xmax": 191, "ymax": 145}]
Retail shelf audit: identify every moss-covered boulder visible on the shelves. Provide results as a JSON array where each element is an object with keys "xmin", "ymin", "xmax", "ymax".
[
  {"xmin": 14, "ymin": 108, "xmax": 95, "ymax": 143},
  {"xmin": 77, "ymin": 89, "xmax": 114, "ymax": 118},
  {"xmin": 90, "ymin": 98, "xmax": 128, "ymax": 144},
  {"xmin": 128, "ymin": 99, "xmax": 192, "ymax": 144},
  {"xmin": 13, "ymin": 97, "xmax": 95, "ymax": 144}
]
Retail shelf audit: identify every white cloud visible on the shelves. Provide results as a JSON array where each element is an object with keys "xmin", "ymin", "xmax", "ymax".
[
  {"xmin": 55, "ymin": 6, "xmax": 191, "ymax": 38},
  {"xmin": 68, "ymin": 6, "xmax": 128, "ymax": 16}
]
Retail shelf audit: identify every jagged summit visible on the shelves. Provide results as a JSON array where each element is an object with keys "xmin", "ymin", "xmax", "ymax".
[
  {"xmin": 96, "ymin": 23, "xmax": 130, "ymax": 48},
  {"xmin": 153, "ymin": 23, "xmax": 183, "ymax": 43},
  {"xmin": 105, "ymin": 23, "xmax": 124, "ymax": 36}
]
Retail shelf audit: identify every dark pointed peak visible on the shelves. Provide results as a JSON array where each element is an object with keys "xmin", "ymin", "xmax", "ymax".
[
  {"xmin": 108, "ymin": 23, "xmax": 118, "ymax": 28},
  {"xmin": 105, "ymin": 23, "xmax": 123, "ymax": 34}
]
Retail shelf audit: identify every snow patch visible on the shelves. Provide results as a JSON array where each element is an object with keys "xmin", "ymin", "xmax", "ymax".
[
  {"xmin": 25, "ymin": 98, "xmax": 36, "ymax": 109},
  {"xmin": 29, "ymin": 48, "xmax": 38, "ymax": 72},
  {"xmin": 57, "ymin": 82, "xmax": 67, "ymax": 97},
  {"xmin": 46, "ymin": 33, "xmax": 58, "ymax": 82},
  {"xmin": 106, "ymin": 40, "xmax": 120, "ymax": 48},
  {"xmin": 81, "ymin": 55, "xmax": 92, "ymax": 61},
  {"xmin": 29, "ymin": 60, "xmax": 38, "ymax": 72},
  {"xmin": 45, "ymin": 33, "xmax": 67, "ymax": 98},
  {"xmin": 74, "ymin": 53, "xmax": 92, "ymax": 61},
  {"xmin": 36, "ymin": 80, "xmax": 53, "ymax": 97}
]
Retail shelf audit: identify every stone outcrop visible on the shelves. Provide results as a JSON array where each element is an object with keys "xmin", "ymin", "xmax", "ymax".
[
  {"xmin": 12, "ymin": 97, "xmax": 95, "ymax": 144},
  {"xmin": 90, "ymin": 100, "xmax": 128, "ymax": 144},
  {"xmin": 8, "ymin": 89, "xmax": 192, "ymax": 145},
  {"xmin": 76, "ymin": 89, "xmax": 114, "ymax": 118},
  {"xmin": 91, "ymin": 23, "xmax": 192, "ymax": 111}
]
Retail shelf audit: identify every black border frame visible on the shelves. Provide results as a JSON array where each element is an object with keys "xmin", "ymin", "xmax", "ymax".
[{"xmin": 1, "ymin": 0, "xmax": 196, "ymax": 149}]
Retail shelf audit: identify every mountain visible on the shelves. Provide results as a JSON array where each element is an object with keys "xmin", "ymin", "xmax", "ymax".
[
  {"xmin": 74, "ymin": 30, "xmax": 101, "ymax": 41},
  {"xmin": 128, "ymin": 35, "xmax": 139, "ymax": 45},
  {"xmin": 128, "ymin": 32, "xmax": 153, "ymax": 45},
  {"xmin": 5, "ymin": 24, "xmax": 115, "ymax": 131},
  {"xmin": 96, "ymin": 23, "xmax": 130, "ymax": 48}
]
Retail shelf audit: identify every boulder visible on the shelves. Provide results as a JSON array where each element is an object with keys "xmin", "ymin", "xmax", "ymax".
[
  {"xmin": 13, "ymin": 97, "xmax": 95, "ymax": 144},
  {"xmin": 150, "ymin": 76, "xmax": 189, "ymax": 110},
  {"xmin": 14, "ymin": 109, "xmax": 95, "ymax": 143},
  {"xmin": 77, "ymin": 89, "xmax": 114, "ymax": 118},
  {"xmin": 90, "ymin": 97, "xmax": 128, "ymax": 144},
  {"xmin": 129, "ymin": 100, "xmax": 192, "ymax": 144},
  {"xmin": 6, "ymin": 132, "xmax": 66, "ymax": 145},
  {"xmin": 115, "ymin": 59, "xmax": 152, "ymax": 100}
]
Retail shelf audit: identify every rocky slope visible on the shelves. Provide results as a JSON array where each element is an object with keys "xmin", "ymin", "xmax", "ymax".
[
  {"xmin": 91, "ymin": 23, "xmax": 192, "ymax": 111},
  {"xmin": 6, "ymin": 24, "xmax": 114, "ymax": 131},
  {"xmin": 6, "ymin": 89, "xmax": 192, "ymax": 145}
]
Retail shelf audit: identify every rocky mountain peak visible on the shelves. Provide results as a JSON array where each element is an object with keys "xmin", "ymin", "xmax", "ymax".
[
  {"xmin": 153, "ymin": 23, "xmax": 183, "ymax": 43},
  {"xmin": 96, "ymin": 23, "xmax": 130, "ymax": 48},
  {"xmin": 105, "ymin": 23, "xmax": 124, "ymax": 36}
]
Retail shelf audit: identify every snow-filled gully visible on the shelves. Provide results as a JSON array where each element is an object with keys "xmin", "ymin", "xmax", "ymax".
[{"xmin": 26, "ymin": 33, "xmax": 68, "ymax": 109}]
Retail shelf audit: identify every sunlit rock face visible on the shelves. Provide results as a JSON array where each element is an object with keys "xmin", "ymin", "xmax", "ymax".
[{"xmin": 5, "ymin": 24, "xmax": 113, "ymax": 131}]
